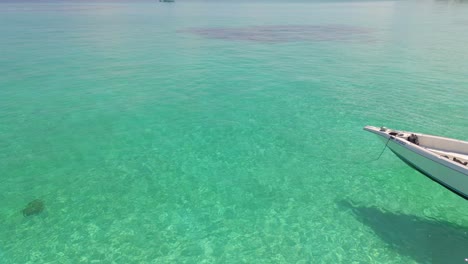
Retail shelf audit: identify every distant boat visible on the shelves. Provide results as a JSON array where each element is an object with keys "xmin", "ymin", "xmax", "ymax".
[
  {"xmin": 364, "ymin": 126, "xmax": 468, "ymax": 199},
  {"xmin": 159, "ymin": 0, "xmax": 174, "ymax": 2}
]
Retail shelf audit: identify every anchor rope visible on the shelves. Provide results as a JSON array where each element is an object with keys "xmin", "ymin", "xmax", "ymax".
[{"xmin": 372, "ymin": 136, "xmax": 392, "ymax": 162}]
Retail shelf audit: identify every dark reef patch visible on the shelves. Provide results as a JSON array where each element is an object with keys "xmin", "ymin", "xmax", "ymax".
[
  {"xmin": 182, "ymin": 25, "xmax": 374, "ymax": 43},
  {"xmin": 22, "ymin": 199, "xmax": 45, "ymax": 217}
]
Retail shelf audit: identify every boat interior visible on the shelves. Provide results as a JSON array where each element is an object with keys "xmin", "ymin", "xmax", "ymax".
[{"xmin": 387, "ymin": 129, "xmax": 468, "ymax": 166}]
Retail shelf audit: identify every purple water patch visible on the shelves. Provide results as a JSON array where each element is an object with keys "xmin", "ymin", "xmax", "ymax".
[
  {"xmin": 0, "ymin": 5, "xmax": 121, "ymax": 13},
  {"xmin": 182, "ymin": 25, "xmax": 374, "ymax": 43}
]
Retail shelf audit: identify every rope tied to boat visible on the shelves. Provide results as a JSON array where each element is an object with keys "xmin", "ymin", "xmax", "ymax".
[{"xmin": 372, "ymin": 136, "xmax": 392, "ymax": 161}]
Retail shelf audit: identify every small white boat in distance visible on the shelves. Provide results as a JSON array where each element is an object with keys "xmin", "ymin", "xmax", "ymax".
[{"xmin": 364, "ymin": 126, "xmax": 468, "ymax": 199}]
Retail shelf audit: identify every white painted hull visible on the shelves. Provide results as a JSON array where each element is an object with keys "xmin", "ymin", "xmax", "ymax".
[{"xmin": 364, "ymin": 126, "xmax": 468, "ymax": 199}]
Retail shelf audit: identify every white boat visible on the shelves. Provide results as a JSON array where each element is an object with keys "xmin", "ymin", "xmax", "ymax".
[{"xmin": 364, "ymin": 126, "xmax": 468, "ymax": 199}]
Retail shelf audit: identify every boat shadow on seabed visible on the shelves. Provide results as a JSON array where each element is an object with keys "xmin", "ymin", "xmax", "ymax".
[{"xmin": 337, "ymin": 200, "xmax": 468, "ymax": 264}]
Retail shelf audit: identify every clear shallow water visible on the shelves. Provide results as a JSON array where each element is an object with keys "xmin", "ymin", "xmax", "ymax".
[{"xmin": 1, "ymin": 0, "xmax": 468, "ymax": 263}]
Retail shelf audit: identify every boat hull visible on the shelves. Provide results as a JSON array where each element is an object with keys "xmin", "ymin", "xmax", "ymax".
[{"xmin": 365, "ymin": 126, "xmax": 468, "ymax": 199}]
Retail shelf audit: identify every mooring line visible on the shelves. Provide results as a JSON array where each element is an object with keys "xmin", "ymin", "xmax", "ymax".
[{"xmin": 372, "ymin": 136, "xmax": 392, "ymax": 162}]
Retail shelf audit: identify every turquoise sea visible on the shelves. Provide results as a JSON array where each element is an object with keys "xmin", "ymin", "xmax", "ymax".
[{"xmin": 1, "ymin": 0, "xmax": 468, "ymax": 263}]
